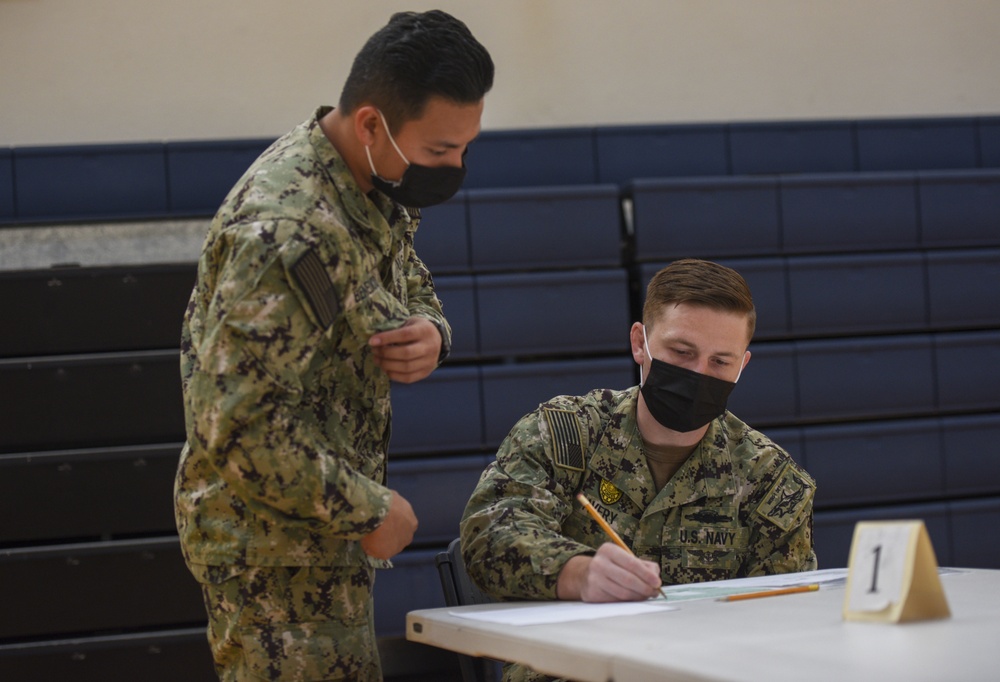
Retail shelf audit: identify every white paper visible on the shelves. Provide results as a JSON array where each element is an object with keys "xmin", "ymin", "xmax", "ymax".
[
  {"xmin": 658, "ymin": 567, "xmax": 849, "ymax": 602},
  {"xmin": 452, "ymin": 600, "xmax": 677, "ymax": 626}
]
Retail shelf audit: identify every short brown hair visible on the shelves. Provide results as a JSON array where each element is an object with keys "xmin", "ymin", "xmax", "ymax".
[{"xmin": 642, "ymin": 259, "xmax": 756, "ymax": 341}]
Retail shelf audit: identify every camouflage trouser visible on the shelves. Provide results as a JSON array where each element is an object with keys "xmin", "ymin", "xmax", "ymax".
[{"xmin": 191, "ymin": 564, "xmax": 382, "ymax": 681}]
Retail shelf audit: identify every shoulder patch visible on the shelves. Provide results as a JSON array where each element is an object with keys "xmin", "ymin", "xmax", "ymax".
[
  {"xmin": 289, "ymin": 248, "xmax": 339, "ymax": 329},
  {"xmin": 543, "ymin": 408, "xmax": 585, "ymax": 472},
  {"xmin": 754, "ymin": 462, "xmax": 815, "ymax": 532}
]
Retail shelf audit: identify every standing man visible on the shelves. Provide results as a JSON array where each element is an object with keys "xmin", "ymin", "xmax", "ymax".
[
  {"xmin": 175, "ymin": 11, "xmax": 493, "ymax": 681},
  {"xmin": 461, "ymin": 259, "xmax": 816, "ymax": 680}
]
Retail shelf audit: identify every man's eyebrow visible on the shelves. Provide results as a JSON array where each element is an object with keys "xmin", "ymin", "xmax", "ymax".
[
  {"xmin": 669, "ymin": 338, "xmax": 740, "ymax": 358},
  {"xmin": 433, "ymin": 132, "xmax": 481, "ymax": 149}
]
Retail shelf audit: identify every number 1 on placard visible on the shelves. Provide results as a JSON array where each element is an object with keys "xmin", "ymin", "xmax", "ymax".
[
  {"xmin": 869, "ymin": 544, "xmax": 882, "ymax": 593},
  {"xmin": 847, "ymin": 526, "xmax": 908, "ymax": 612}
]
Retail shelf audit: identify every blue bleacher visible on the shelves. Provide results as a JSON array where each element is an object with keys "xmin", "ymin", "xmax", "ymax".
[
  {"xmin": 918, "ymin": 169, "xmax": 1000, "ymax": 248},
  {"xmin": 14, "ymin": 143, "xmax": 170, "ymax": 222},
  {"xmin": 475, "ymin": 269, "xmax": 630, "ymax": 358},
  {"xmin": 629, "ymin": 176, "xmax": 781, "ymax": 260},
  {"xmin": 949, "ymin": 498, "xmax": 1000, "ymax": 568},
  {"xmin": 467, "ymin": 185, "xmax": 622, "ymax": 271},
  {"xmin": 982, "ymin": 117, "xmax": 1000, "ymax": 166},
  {"xmin": 413, "ymin": 191, "xmax": 471, "ymax": 274},
  {"xmin": 728, "ymin": 120, "xmax": 857, "ymax": 175},
  {"xmin": 942, "ymin": 414, "xmax": 1000, "ymax": 497},
  {"xmin": 813, "ymin": 502, "xmax": 952, "ymax": 569},
  {"xmin": 462, "ymin": 127, "xmax": 597, "ymax": 188},
  {"xmin": 855, "ymin": 117, "xmax": 980, "ymax": 171},
  {"xmin": 804, "ymin": 418, "xmax": 945, "ymax": 508},
  {"xmin": 166, "ymin": 139, "xmax": 273, "ymax": 215},
  {"xmin": 594, "ymin": 123, "xmax": 729, "ymax": 183},
  {"xmin": 430, "ymin": 275, "xmax": 478, "ymax": 360},
  {"xmin": 786, "ymin": 252, "xmax": 927, "ymax": 336},
  {"xmin": 780, "ymin": 171, "xmax": 919, "ymax": 254},
  {"xmin": 0, "ymin": 150, "xmax": 13, "ymax": 220},
  {"xmin": 480, "ymin": 358, "xmax": 635, "ymax": 445},
  {"xmin": 2, "ymin": 114, "xmax": 999, "ymax": 681},
  {"xmin": 723, "ymin": 342, "xmax": 798, "ymax": 426}
]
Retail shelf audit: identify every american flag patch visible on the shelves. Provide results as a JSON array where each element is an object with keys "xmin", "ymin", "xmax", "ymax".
[
  {"xmin": 290, "ymin": 248, "xmax": 339, "ymax": 329},
  {"xmin": 543, "ymin": 408, "xmax": 585, "ymax": 471}
]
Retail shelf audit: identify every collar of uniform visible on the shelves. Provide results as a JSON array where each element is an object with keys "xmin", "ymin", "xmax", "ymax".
[
  {"xmin": 588, "ymin": 387, "xmax": 739, "ymax": 516},
  {"xmin": 308, "ymin": 106, "xmax": 399, "ymax": 257},
  {"xmin": 587, "ymin": 388, "xmax": 659, "ymax": 511},
  {"xmin": 643, "ymin": 418, "xmax": 739, "ymax": 517}
]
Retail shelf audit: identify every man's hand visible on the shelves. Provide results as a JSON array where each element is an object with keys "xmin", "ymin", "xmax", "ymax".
[
  {"xmin": 556, "ymin": 543, "xmax": 662, "ymax": 602},
  {"xmin": 360, "ymin": 490, "xmax": 419, "ymax": 560},
  {"xmin": 369, "ymin": 317, "xmax": 442, "ymax": 383}
]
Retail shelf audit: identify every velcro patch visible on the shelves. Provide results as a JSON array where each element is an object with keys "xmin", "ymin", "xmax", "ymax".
[
  {"xmin": 755, "ymin": 463, "xmax": 815, "ymax": 532},
  {"xmin": 290, "ymin": 249, "xmax": 339, "ymax": 329},
  {"xmin": 543, "ymin": 408, "xmax": 585, "ymax": 471}
]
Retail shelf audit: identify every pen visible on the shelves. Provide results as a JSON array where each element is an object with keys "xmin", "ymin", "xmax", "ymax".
[
  {"xmin": 718, "ymin": 584, "xmax": 820, "ymax": 602},
  {"xmin": 576, "ymin": 492, "xmax": 634, "ymax": 556}
]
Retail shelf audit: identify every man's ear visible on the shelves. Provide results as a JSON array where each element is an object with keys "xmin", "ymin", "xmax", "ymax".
[
  {"xmin": 353, "ymin": 106, "xmax": 380, "ymax": 146},
  {"xmin": 629, "ymin": 322, "xmax": 646, "ymax": 366}
]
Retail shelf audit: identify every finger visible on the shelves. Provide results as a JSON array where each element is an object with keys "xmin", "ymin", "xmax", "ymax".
[
  {"xmin": 369, "ymin": 322, "xmax": 421, "ymax": 347},
  {"xmin": 590, "ymin": 553, "xmax": 661, "ymax": 600},
  {"xmin": 371, "ymin": 340, "xmax": 428, "ymax": 362}
]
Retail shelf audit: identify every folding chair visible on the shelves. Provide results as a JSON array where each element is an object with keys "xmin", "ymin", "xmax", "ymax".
[{"xmin": 435, "ymin": 537, "xmax": 502, "ymax": 682}]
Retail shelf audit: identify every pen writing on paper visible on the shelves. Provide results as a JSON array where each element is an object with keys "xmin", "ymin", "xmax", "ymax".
[
  {"xmin": 576, "ymin": 492, "xmax": 634, "ymax": 555},
  {"xmin": 718, "ymin": 584, "xmax": 820, "ymax": 602}
]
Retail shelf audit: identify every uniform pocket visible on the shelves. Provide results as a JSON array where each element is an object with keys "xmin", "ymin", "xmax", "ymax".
[{"xmin": 661, "ymin": 508, "xmax": 751, "ymax": 582}]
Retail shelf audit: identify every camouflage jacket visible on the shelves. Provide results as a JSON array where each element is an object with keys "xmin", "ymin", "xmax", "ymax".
[
  {"xmin": 175, "ymin": 106, "xmax": 451, "ymax": 569},
  {"xmin": 461, "ymin": 387, "xmax": 816, "ymax": 600}
]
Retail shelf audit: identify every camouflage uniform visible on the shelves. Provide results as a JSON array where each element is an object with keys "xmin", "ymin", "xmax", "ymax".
[
  {"xmin": 461, "ymin": 387, "xmax": 816, "ymax": 682},
  {"xmin": 174, "ymin": 106, "xmax": 451, "ymax": 681}
]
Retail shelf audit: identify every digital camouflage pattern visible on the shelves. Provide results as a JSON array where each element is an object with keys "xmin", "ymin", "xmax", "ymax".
[
  {"xmin": 462, "ymin": 387, "xmax": 816, "ymax": 682},
  {"xmin": 461, "ymin": 386, "xmax": 816, "ymax": 585},
  {"xmin": 175, "ymin": 106, "xmax": 451, "ymax": 678},
  {"xmin": 194, "ymin": 564, "xmax": 381, "ymax": 681}
]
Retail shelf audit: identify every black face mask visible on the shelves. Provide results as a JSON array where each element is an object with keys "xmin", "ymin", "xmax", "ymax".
[
  {"xmin": 366, "ymin": 109, "xmax": 467, "ymax": 209},
  {"xmin": 370, "ymin": 161, "xmax": 466, "ymax": 209},
  {"xmin": 640, "ymin": 358, "xmax": 737, "ymax": 433},
  {"xmin": 639, "ymin": 325, "xmax": 740, "ymax": 432}
]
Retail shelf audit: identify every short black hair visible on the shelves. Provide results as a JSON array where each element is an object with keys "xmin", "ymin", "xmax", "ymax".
[{"xmin": 338, "ymin": 10, "xmax": 494, "ymax": 130}]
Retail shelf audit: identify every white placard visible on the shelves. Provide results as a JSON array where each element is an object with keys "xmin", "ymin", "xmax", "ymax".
[
  {"xmin": 842, "ymin": 520, "xmax": 950, "ymax": 623},
  {"xmin": 846, "ymin": 523, "xmax": 911, "ymax": 612}
]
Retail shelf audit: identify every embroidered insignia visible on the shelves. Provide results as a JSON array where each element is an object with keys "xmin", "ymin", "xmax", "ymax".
[
  {"xmin": 685, "ymin": 509, "xmax": 732, "ymax": 524},
  {"xmin": 543, "ymin": 409, "xmax": 585, "ymax": 471},
  {"xmin": 755, "ymin": 463, "xmax": 815, "ymax": 532},
  {"xmin": 290, "ymin": 248, "xmax": 339, "ymax": 329},
  {"xmin": 599, "ymin": 479, "xmax": 623, "ymax": 505}
]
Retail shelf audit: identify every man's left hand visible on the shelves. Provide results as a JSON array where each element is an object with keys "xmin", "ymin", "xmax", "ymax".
[{"xmin": 369, "ymin": 317, "xmax": 442, "ymax": 383}]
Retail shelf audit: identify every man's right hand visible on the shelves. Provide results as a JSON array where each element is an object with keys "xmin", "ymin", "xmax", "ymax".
[
  {"xmin": 360, "ymin": 490, "xmax": 418, "ymax": 560},
  {"xmin": 556, "ymin": 543, "xmax": 662, "ymax": 602}
]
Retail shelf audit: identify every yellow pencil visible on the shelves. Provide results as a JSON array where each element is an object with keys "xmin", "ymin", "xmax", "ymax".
[
  {"xmin": 576, "ymin": 492, "xmax": 634, "ymax": 555},
  {"xmin": 719, "ymin": 584, "xmax": 820, "ymax": 602}
]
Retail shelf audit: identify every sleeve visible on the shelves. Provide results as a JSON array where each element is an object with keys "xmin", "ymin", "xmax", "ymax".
[
  {"xmin": 742, "ymin": 459, "xmax": 818, "ymax": 576},
  {"xmin": 401, "ymin": 232, "xmax": 452, "ymax": 363},
  {"xmin": 185, "ymin": 227, "xmax": 395, "ymax": 538},
  {"xmin": 459, "ymin": 407, "xmax": 595, "ymax": 600}
]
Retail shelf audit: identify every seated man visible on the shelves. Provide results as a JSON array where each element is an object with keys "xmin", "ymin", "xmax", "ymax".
[{"xmin": 461, "ymin": 259, "xmax": 816, "ymax": 676}]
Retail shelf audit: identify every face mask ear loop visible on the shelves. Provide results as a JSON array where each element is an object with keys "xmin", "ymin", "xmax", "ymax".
[
  {"xmin": 734, "ymin": 350, "xmax": 749, "ymax": 383},
  {"xmin": 376, "ymin": 109, "xmax": 410, "ymax": 165},
  {"xmin": 639, "ymin": 324, "xmax": 652, "ymax": 387}
]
